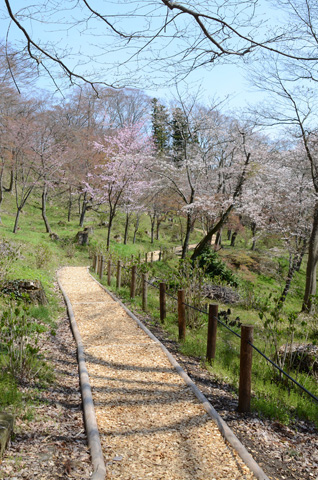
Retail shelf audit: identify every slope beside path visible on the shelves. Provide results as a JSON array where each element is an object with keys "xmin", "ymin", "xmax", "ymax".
[{"xmin": 58, "ymin": 266, "xmax": 257, "ymax": 480}]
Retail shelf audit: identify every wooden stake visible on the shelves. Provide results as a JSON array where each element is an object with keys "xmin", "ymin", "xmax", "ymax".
[
  {"xmin": 130, "ymin": 265, "xmax": 137, "ymax": 298},
  {"xmin": 107, "ymin": 259, "xmax": 111, "ymax": 286},
  {"xmin": 178, "ymin": 289, "xmax": 186, "ymax": 341},
  {"xmin": 95, "ymin": 254, "xmax": 99, "ymax": 274},
  {"xmin": 116, "ymin": 260, "xmax": 122, "ymax": 289},
  {"xmin": 206, "ymin": 304, "xmax": 218, "ymax": 363},
  {"xmin": 142, "ymin": 273, "xmax": 148, "ymax": 311},
  {"xmin": 159, "ymin": 282, "xmax": 166, "ymax": 323},
  {"xmin": 238, "ymin": 324, "xmax": 254, "ymax": 413},
  {"xmin": 99, "ymin": 255, "xmax": 104, "ymax": 279}
]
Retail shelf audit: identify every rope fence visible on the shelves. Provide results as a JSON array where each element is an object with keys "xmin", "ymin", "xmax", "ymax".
[{"xmin": 93, "ymin": 253, "xmax": 318, "ymax": 410}]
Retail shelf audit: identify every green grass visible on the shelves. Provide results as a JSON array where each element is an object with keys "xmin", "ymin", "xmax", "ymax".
[{"xmin": 0, "ymin": 375, "xmax": 21, "ymax": 407}]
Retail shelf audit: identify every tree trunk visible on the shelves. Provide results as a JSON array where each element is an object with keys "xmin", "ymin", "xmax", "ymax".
[
  {"xmin": 42, "ymin": 184, "xmax": 52, "ymax": 234},
  {"xmin": 230, "ymin": 231, "xmax": 237, "ymax": 247},
  {"xmin": 0, "ymin": 164, "xmax": 4, "ymax": 224},
  {"xmin": 156, "ymin": 218, "xmax": 161, "ymax": 241},
  {"xmin": 133, "ymin": 215, "xmax": 140, "ymax": 244},
  {"xmin": 124, "ymin": 212, "xmax": 130, "ymax": 244},
  {"xmin": 192, "ymin": 151, "xmax": 251, "ymax": 261},
  {"xmin": 106, "ymin": 210, "xmax": 116, "ymax": 250},
  {"xmin": 181, "ymin": 212, "xmax": 192, "ymax": 259},
  {"xmin": 280, "ymin": 241, "xmax": 307, "ymax": 304},
  {"xmin": 79, "ymin": 192, "xmax": 87, "ymax": 227},
  {"xmin": 149, "ymin": 214, "xmax": 155, "ymax": 244},
  {"xmin": 4, "ymin": 170, "xmax": 13, "ymax": 193},
  {"xmin": 106, "ymin": 218, "xmax": 112, "ymax": 250},
  {"xmin": 251, "ymin": 222, "xmax": 257, "ymax": 251},
  {"xmin": 13, "ymin": 207, "xmax": 22, "ymax": 234},
  {"xmin": 215, "ymin": 229, "xmax": 222, "ymax": 247},
  {"xmin": 191, "ymin": 204, "xmax": 234, "ymax": 261},
  {"xmin": 67, "ymin": 186, "xmax": 72, "ymax": 222},
  {"xmin": 78, "ymin": 193, "xmax": 82, "ymax": 215},
  {"xmin": 303, "ymin": 202, "xmax": 318, "ymax": 312}
]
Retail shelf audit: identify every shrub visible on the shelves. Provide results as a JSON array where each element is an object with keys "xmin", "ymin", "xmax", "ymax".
[
  {"xmin": 0, "ymin": 240, "xmax": 20, "ymax": 283},
  {"xmin": 35, "ymin": 243, "xmax": 52, "ymax": 268},
  {"xmin": 0, "ymin": 300, "xmax": 49, "ymax": 382},
  {"xmin": 198, "ymin": 247, "xmax": 238, "ymax": 287}
]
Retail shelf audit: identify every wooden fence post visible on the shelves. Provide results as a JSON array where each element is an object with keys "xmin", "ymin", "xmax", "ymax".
[
  {"xmin": 159, "ymin": 282, "xmax": 166, "ymax": 323},
  {"xmin": 117, "ymin": 260, "xmax": 122, "ymax": 289},
  {"xmin": 92, "ymin": 254, "xmax": 96, "ymax": 271},
  {"xmin": 142, "ymin": 273, "xmax": 148, "ymax": 311},
  {"xmin": 159, "ymin": 247, "xmax": 162, "ymax": 261},
  {"xmin": 145, "ymin": 252, "xmax": 148, "ymax": 263},
  {"xmin": 95, "ymin": 254, "xmax": 99, "ymax": 274},
  {"xmin": 130, "ymin": 265, "xmax": 137, "ymax": 298},
  {"xmin": 107, "ymin": 259, "xmax": 111, "ymax": 286},
  {"xmin": 178, "ymin": 289, "xmax": 186, "ymax": 341},
  {"xmin": 238, "ymin": 324, "xmax": 254, "ymax": 413},
  {"xmin": 99, "ymin": 255, "xmax": 104, "ymax": 280},
  {"xmin": 206, "ymin": 304, "xmax": 218, "ymax": 363}
]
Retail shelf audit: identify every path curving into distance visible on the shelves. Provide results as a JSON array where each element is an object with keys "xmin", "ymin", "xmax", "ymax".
[{"xmin": 58, "ymin": 266, "xmax": 268, "ymax": 480}]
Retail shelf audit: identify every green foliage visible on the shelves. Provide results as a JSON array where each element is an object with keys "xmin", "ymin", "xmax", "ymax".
[
  {"xmin": 35, "ymin": 243, "xmax": 52, "ymax": 269},
  {"xmin": 256, "ymin": 293, "xmax": 306, "ymax": 372},
  {"xmin": 0, "ymin": 240, "xmax": 20, "ymax": 284},
  {"xmin": 0, "ymin": 374, "xmax": 21, "ymax": 406},
  {"xmin": 171, "ymin": 107, "xmax": 190, "ymax": 164},
  {"xmin": 151, "ymin": 98, "xmax": 170, "ymax": 154},
  {"xmin": 198, "ymin": 247, "xmax": 238, "ymax": 287},
  {"xmin": 0, "ymin": 300, "xmax": 51, "ymax": 382},
  {"xmin": 60, "ymin": 237, "xmax": 76, "ymax": 258},
  {"xmin": 28, "ymin": 305, "xmax": 52, "ymax": 325}
]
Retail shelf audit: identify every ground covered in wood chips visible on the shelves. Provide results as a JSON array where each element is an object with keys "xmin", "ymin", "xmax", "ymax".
[
  {"xmin": 0, "ymin": 284, "xmax": 92, "ymax": 480},
  {"xmin": 58, "ymin": 266, "xmax": 256, "ymax": 480},
  {"xmin": 142, "ymin": 322, "xmax": 318, "ymax": 480}
]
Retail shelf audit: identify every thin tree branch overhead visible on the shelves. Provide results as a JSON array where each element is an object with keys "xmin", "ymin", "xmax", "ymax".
[{"xmin": 2, "ymin": 0, "xmax": 318, "ymax": 90}]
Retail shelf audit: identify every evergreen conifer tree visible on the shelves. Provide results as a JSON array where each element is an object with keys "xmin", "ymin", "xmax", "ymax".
[
  {"xmin": 151, "ymin": 98, "xmax": 170, "ymax": 155},
  {"xmin": 171, "ymin": 107, "xmax": 190, "ymax": 165}
]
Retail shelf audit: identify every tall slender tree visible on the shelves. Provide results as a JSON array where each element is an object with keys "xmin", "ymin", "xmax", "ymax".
[{"xmin": 151, "ymin": 98, "xmax": 170, "ymax": 155}]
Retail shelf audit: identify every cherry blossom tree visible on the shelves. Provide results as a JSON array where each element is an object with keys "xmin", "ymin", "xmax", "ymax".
[
  {"xmin": 239, "ymin": 144, "xmax": 313, "ymax": 302},
  {"xmin": 250, "ymin": 55, "xmax": 318, "ymax": 311},
  {"xmin": 190, "ymin": 121, "xmax": 264, "ymax": 260},
  {"xmin": 4, "ymin": 110, "xmax": 69, "ymax": 233},
  {"xmin": 86, "ymin": 123, "xmax": 155, "ymax": 249}
]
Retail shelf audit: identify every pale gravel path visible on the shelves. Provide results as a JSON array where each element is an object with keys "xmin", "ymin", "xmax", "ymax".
[{"xmin": 59, "ymin": 266, "xmax": 255, "ymax": 480}]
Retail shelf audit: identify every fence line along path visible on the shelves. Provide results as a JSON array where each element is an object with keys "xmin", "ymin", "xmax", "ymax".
[{"xmin": 58, "ymin": 266, "xmax": 256, "ymax": 480}]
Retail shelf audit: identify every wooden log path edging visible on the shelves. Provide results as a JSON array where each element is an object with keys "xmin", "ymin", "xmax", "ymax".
[
  {"xmin": 57, "ymin": 270, "xmax": 107, "ymax": 480},
  {"xmin": 58, "ymin": 266, "xmax": 269, "ymax": 480}
]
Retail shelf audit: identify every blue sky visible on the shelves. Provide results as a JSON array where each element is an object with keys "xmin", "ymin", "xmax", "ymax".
[{"xmin": 0, "ymin": 0, "xmax": 277, "ymax": 110}]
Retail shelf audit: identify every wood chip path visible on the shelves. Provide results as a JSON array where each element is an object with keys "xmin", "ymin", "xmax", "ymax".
[{"xmin": 58, "ymin": 266, "xmax": 256, "ymax": 480}]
